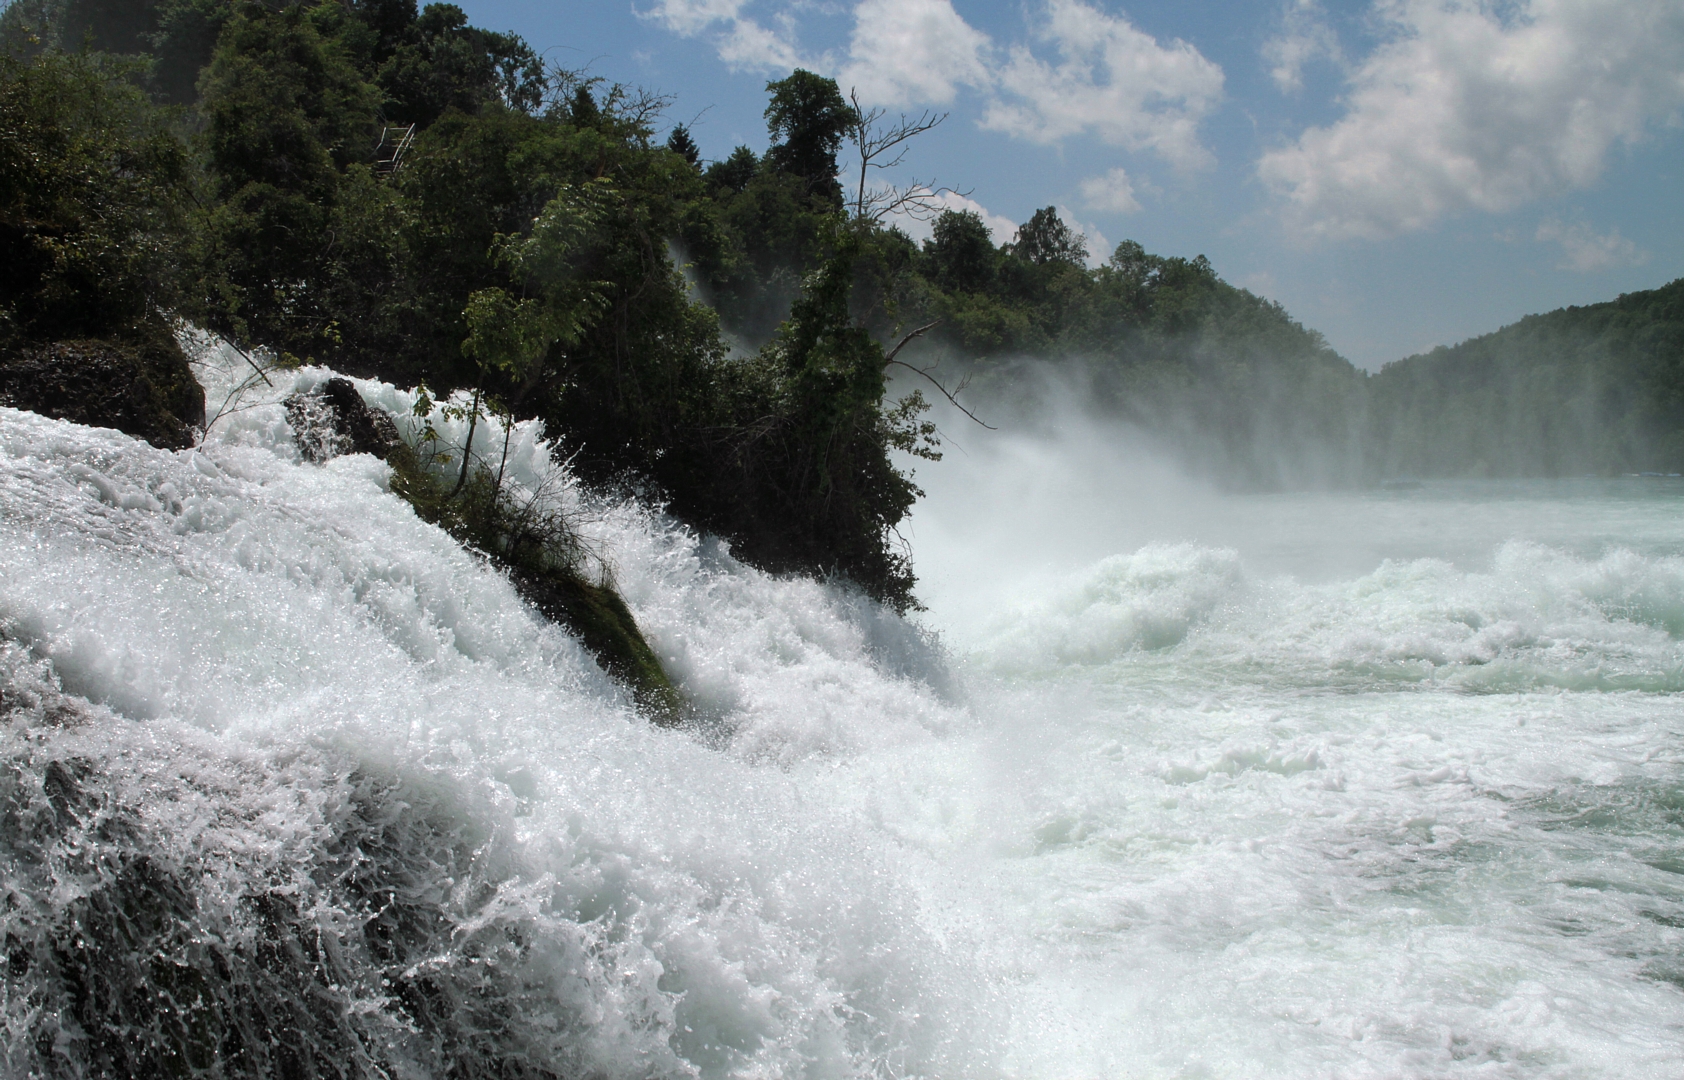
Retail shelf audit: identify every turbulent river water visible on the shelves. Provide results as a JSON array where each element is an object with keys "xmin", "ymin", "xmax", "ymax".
[{"xmin": 1, "ymin": 342, "xmax": 1681, "ymax": 1078}]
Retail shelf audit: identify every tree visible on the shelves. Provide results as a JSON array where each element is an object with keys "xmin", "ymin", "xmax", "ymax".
[
  {"xmin": 1009, "ymin": 206, "xmax": 1087, "ymax": 267},
  {"xmin": 705, "ymin": 144, "xmax": 756, "ymax": 194},
  {"xmin": 842, "ymin": 87, "xmax": 950, "ymax": 226},
  {"xmin": 664, "ymin": 122, "xmax": 699, "ymax": 168},
  {"xmin": 195, "ymin": 3, "xmax": 380, "ymax": 350},
  {"xmin": 374, "ymin": 1, "xmax": 545, "ymax": 126},
  {"xmin": 0, "ymin": 50, "xmax": 191, "ymax": 344},
  {"xmin": 924, "ymin": 209, "xmax": 996, "ymax": 294},
  {"xmin": 763, "ymin": 68, "xmax": 849, "ymax": 207}
]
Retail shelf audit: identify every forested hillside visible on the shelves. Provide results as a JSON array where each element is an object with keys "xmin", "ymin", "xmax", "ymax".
[
  {"xmin": 1367, "ymin": 278, "xmax": 1684, "ymax": 478},
  {"xmin": 5, "ymin": 0, "xmax": 1680, "ymax": 602}
]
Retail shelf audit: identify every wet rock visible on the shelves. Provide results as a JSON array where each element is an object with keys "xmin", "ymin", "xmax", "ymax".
[
  {"xmin": 0, "ymin": 328, "xmax": 205, "ymax": 451},
  {"xmin": 509, "ymin": 564, "xmax": 686, "ymax": 726},
  {"xmin": 283, "ymin": 377, "xmax": 402, "ymax": 463}
]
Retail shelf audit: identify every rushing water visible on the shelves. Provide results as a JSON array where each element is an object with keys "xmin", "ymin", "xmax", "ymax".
[{"xmin": 0, "ymin": 343, "xmax": 1680, "ymax": 1078}]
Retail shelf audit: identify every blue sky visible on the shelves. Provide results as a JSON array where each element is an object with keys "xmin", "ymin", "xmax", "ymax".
[{"xmin": 457, "ymin": 0, "xmax": 1684, "ymax": 368}]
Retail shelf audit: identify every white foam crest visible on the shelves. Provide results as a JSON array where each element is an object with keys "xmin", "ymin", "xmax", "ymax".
[
  {"xmin": 975, "ymin": 537, "xmax": 1684, "ymax": 690},
  {"xmin": 0, "ymin": 379, "xmax": 993, "ymax": 1078},
  {"xmin": 974, "ymin": 543, "xmax": 1244, "ymax": 670}
]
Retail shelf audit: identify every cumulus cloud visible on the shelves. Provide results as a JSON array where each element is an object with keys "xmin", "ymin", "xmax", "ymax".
[
  {"xmin": 640, "ymin": 0, "xmax": 747, "ymax": 36},
  {"xmin": 896, "ymin": 190, "xmax": 1019, "ymax": 246},
  {"xmin": 1262, "ymin": 0, "xmax": 1344, "ymax": 93},
  {"xmin": 1079, "ymin": 167, "xmax": 1143, "ymax": 214},
  {"xmin": 838, "ymin": 0, "xmax": 991, "ymax": 106},
  {"xmin": 716, "ymin": 16, "xmax": 802, "ymax": 69},
  {"xmin": 639, "ymin": 0, "xmax": 802, "ymax": 71},
  {"xmin": 1536, "ymin": 218, "xmax": 1649, "ymax": 271},
  {"xmin": 982, "ymin": 0, "xmax": 1225, "ymax": 170},
  {"xmin": 643, "ymin": 0, "xmax": 1226, "ymax": 171},
  {"xmin": 1259, "ymin": 0, "xmax": 1684, "ymax": 241}
]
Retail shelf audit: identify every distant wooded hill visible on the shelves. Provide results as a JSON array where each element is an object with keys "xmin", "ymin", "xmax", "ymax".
[{"xmin": 1364, "ymin": 277, "xmax": 1684, "ymax": 479}]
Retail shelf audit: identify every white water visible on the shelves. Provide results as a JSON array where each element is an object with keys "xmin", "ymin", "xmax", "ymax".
[{"xmin": 0, "ymin": 343, "xmax": 1680, "ymax": 1077}]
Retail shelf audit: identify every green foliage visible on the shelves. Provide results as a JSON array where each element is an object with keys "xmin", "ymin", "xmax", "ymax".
[
  {"xmin": 0, "ymin": 50, "xmax": 190, "ymax": 346},
  {"xmin": 672, "ymin": 229, "xmax": 933, "ymax": 610},
  {"xmin": 1368, "ymin": 278, "xmax": 1684, "ymax": 477},
  {"xmin": 762, "ymin": 68, "xmax": 850, "ymax": 208},
  {"xmin": 461, "ymin": 179, "xmax": 615, "ymax": 383},
  {"xmin": 193, "ymin": 3, "xmax": 380, "ymax": 353},
  {"xmin": 387, "ymin": 427, "xmax": 683, "ymax": 723},
  {"xmin": 373, "ymin": 1, "xmax": 544, "ymax": 126},
  {"xmin": 664, "ymin": 122, "xmax": 699, "ymax": 168},
  {"xmin": 925, "ymin": 209, "xmax": 996, "ymax": 294},
  {"xmin": 705, "ymin": 144, "xmax": 756, "ymax": 194},
  {"xmin": 1008, "ymin": 206, "xmax": 1087, "ymax": 267}
]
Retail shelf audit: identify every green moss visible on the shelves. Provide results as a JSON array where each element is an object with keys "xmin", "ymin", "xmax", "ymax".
[
  {"xmin": 387, "ymin": 443, "xmax": 684, "ymax": 727},
  {"xmin": 507, "ymin": 564, "xmax": 683, "ymax": 725}
]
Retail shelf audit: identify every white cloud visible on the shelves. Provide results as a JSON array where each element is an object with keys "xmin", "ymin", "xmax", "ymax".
[
  {"xmin": 981, "ymin": 0, "xmax": 1225, "ymax": 171},
  {"xmin": 1259, "ymin": 0, "xmax": 1684, "ymax": 241},
  {"xmin": 1262, "ymin": 0, "xmax": 1344, "ymax": 93},
  {"xmin": 897, "ymin": 190, "xmax": 1019, "ymax": 246},
  {"xmin": 838, "ymin": 0, "xmax": 991, "ymax": 106},
  {"xmin": 638, "ymin": 0, "xmax": 802, "ymax": 72},
  {"xmin": 1536, "ymin": 218, "xmax": 1649, "ymax": 271},
  {"xmin": 716, "ymin": 16, "xmax": 802, "ymax": 70},
  {"xmin": 1079, "ymin": 167, "xmax": 1143, "ymax": 214},
  {"xmin": 643, "ymin": 0, "xmax": 1226, "ymax": 172},
  {"xmin": 640, "ymin": 0, "xmax": 747, "ymax": 37}
]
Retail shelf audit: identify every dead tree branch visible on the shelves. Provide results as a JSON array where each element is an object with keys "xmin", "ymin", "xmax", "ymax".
[
  {"xmin": 882, "ymin": 321, "xmax": 994, "ymax": 430},
  {"xmin": 846, "ymin": 88, "xmax": 965, "ymax": 225}
]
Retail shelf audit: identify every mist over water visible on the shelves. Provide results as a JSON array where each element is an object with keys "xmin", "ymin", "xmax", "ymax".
[
  {"xmin": 1, "ymin": 346, "xmax": 1681, "ymax": 1077},
  {"xmin": 905, "ymin": 395, "xmax": 1684, "ymax": 1075}
]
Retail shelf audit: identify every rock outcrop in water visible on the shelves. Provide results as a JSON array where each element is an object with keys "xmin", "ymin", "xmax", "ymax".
[
  {"xmin": 0, "ymin": 641, "xmax": 595, "ymax": 1079},
  {"xmin": 281, "ymin": 379, "xmax": 684, "ymax": 726},
  {"xmin": 283, "ymin": 376, "xmax": 404, "ymax": 463},
  {"xmin": 0, "ymin": 329, "xmax": 205, "ymax": 451}
]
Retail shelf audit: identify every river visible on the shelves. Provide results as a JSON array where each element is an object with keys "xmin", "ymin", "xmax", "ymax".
[{"xmin": 0, "ymin": 343, "xmax": 1679, "ymax": 1077}]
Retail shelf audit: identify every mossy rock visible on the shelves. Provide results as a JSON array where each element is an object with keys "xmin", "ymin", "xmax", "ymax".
[
  {"xmin": 0, "ymin": 322, "xmax": 205, "ymax": 449},
  {"xmin": 386, "ymin": 445, "xmax": 684, "ymax": 726},
  {"xmin": 510, "ymin": 564, "xmax": 684, "ymax": 727}
]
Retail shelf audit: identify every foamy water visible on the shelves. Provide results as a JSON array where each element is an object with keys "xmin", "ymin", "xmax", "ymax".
[{"xmin": 0, "ymin": 342, "xmax": 1679, "ymax": 1077}]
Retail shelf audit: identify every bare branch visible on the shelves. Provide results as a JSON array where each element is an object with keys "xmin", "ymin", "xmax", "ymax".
[
  {"xmin": 846, "ymin": 87, "xmax": 950, "ymax": 225},
  {"xmin": 881, "ymin": 321, "xmax": 994, "ymax": 430},
  {"xmin": 885, "ymin": 320, "xmax": 940, "ymax": 364},
  {"xmin": 212, "ymin": 329, "xmax": 272, "ymax": 386}
]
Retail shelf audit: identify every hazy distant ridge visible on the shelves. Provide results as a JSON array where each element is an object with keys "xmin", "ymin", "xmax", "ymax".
[{"xmin": 1368, "ymin": 277, "xmax": 1684, "ymax": 479}]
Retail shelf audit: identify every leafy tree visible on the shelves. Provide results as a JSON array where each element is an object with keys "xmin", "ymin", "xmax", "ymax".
[
  {"xmin": 678, "ymin": 229, "xmax": 935, "ymax": 610},
  {"xmin": 194, "ymin": 2, "xmax": 380, "ymax": 353},
  {"xmin": 763, "ymin": 68, "xmax": 849, "ymax": 207},
  {"xmin": 704, "ymin": 144, "xmax": 756, "ymax": 194},
  {"xmin": 664, "ymin": 122, "xmax": 699, "ymax": 168},
  {"xmin": 566, "ymin": 82, "xmax": 599, "ymax": 127},
  {"xmin": 0, "ymin": 50, "xmax": 190, "ymax": 344},
  {"xmin": 375, "ymin": 2, "xmax": 542, "ymax": 126},
  {"xmin": 924, "ymin": 209, "xmax": 996, "ymax": 294},
  {"xmin": 1008, "ymin": 206, "xmax": 1086, "ymax": 267}
]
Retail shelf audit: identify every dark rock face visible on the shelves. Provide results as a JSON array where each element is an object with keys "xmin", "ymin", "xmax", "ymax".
[
  {"xmin": 0, "ymin": 329, "xmax": 206, "ymax": 450},
  {"xmin": 0, "ymin": 642, "xmax": 590, "ymax": 1079},
  {"xmin": 283, "ymin": 377, "xmax": 402, "ymax": 463},
  {"xmin": 509, "ymin": 565, "xmax": 686, "ymax": 726}
]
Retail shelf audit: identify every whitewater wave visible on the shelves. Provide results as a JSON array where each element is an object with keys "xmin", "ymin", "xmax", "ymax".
[
  {"xmin": 6, "ymin": 337, "xmax": 1684, "ymax": 1078},
  {"xmin": 0, "ymin": 337, "xmax": 994, "ymax": 1079},
  {"xmin": 976, "ymin": 539, "xmax": 1684, "ymax": 691}
]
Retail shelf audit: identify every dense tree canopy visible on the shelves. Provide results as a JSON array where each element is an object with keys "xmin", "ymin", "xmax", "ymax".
[{"xmin": 6, "ymin": 0, "xmax": 1680, "ymax": 607}]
